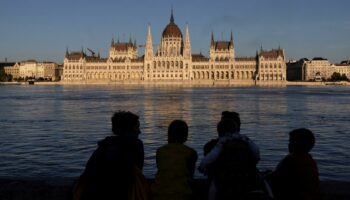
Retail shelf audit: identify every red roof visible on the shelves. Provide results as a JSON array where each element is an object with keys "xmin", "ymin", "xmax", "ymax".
[
  {"xmin": 66, "ymin": 52, "xmax": 84, "ymax": 60},
  {"xmin": 214, "ymin": 41, "xmax": 231, "ymax": 50},
  {"xmin": 192, "ymin": 54, "xmax": 209, "ymax": 62},
  {"xmin": 162, "ymin": 11, "xmax": 182, "ymax": 38},
  {"xmin": 259, "ymin": 49, "xmax": 284, "ymax": 59},
  {"xmin": 162, "ymin": 22, "xmax": 182, "ymax": 38},
  {"xmin": 112, "ymin": 43, "xmax": 136, "ymax": 51}
]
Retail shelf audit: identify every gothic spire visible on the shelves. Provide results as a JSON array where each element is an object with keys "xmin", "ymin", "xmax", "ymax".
[
  {"xmin": 145, "ymin": 24, "xmax": 154, "ymax": 59},
  {"xmin": 170, "ymin": 8, "xmax": 174, "ymax": 23},
  {"xmin": 129, "ymin": 34, "xmax": 132, "ymax": 44},
  {"xmin": 184, "ymin": 23, "xmax": 191, "ymax": 59},
  {"xmin": 211, "ymin": 32, "xmax": 215, "ymax": 47},
  {"xmin": 111, "ymin": 37, "xmax": 114, "ymax": 46},
  {"xmin": 230, "ymin": 31, "xmax": 234, "ymax": 47},
  {"xmin": 81, "ymin": 47, "xmax": 85, "ymax": 57},
  {"xmin": 185, "ymin": 23, "xmax": 190, "ymax": 43}
]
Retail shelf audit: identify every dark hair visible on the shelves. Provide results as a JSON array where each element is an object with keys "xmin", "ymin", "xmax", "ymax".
[
  {"xmin": 221, "ymin": 111, "xmax": 241, "ymax": 131},
  {"xmin": 168, "ymin": 120, "xmax": 188, "ymax": 143},
  {"xmin": 111, "ymin": 111, "xmax": 140, "ymax": 136},
  {"xmin": 217, "ymin": 118, "xmax": 239, "ymax": 136},
  {"xmin": 289, "ymin": 128, "xmax": 315, "ymax": 153}
]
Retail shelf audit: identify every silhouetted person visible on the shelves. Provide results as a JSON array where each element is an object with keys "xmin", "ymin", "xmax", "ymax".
[
  {"xmin": 79, "ymin": 111, "xmax": 144, "ymax": 200},
  {"xmin": 203, "ymin": 111, "xmax": 260, "ymax": 181},
  {"xmin": 151, "ymin": 120, "xmax": 198, "ymax": 200},
  {"xmin": 200, "ymin": 118, "xmax": 264, "ymax": 200},
  {"xmin": 267, "ymin": 128, "xmax": 320, "ymax": 200}
]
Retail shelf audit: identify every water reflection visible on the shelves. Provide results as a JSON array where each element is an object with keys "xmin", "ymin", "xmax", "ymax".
[{"xmin": 0, "ymin": 85, "xmax": 349, "ymax": 181}]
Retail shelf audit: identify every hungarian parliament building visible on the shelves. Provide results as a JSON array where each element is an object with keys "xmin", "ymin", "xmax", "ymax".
[{"xmin": 62, "ymin": 12, "xmax": 286, "ymax": 84}]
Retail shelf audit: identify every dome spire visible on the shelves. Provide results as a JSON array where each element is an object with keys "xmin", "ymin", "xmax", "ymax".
[{"xmin": 170, "ymin": 8, "xmax": 174, "ymax": 23}]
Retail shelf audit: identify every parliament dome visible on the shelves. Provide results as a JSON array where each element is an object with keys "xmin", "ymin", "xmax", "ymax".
[{"xmin": 162, "ymin": 11, "xmax": 182, "ymax": 38}]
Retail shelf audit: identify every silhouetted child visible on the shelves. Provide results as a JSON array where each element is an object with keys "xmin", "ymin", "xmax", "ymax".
[
  {"xmin": 77, "ymin": 111, "xmax": 144, "ymax": 200},
  {"xmin": 151, "ymin": 120, "xmax": 198, "ymax": 200},
  {"xmin": 267, "ymin": 128, "xmax": 320, "ymax": 200}
]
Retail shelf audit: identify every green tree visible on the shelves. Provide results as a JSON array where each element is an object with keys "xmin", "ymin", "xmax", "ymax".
[
  {"xmin": 330, "ymin": 72, "xmax": 349, "ymax": 81},
  {"xmin": 330, "ymin": 72, "xmax": 342, "ymax": 81},
  {"xmin": 341, "ymin": 74, "xmax": 349, "ymax": 81},
  {"xmin": 0, "ymin": 69, "xmax": 5, "ymax": 81}
]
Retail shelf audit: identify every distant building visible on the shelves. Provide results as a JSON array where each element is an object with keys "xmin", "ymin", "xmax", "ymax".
[
  {"xmin": 4, "ymin": 60, "xmax": 60, "ymax": 81},
  {"xmin": 287, "ymin": 57, "xmax": 350, "ymax": 81},
  {"xmin": 286, "ymin": 58, "xmax": 308, "ymax": 81},
  {"xmin": 63, "ymin": 11, "xmax": 286, "ymax": 84},
  {"xmin": 3, "ymin": 63, "xmax": 19, "ymax": 79}
]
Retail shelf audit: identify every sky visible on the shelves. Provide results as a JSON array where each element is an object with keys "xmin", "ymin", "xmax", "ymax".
[{"xmin": 0, "ymin": 0, "xmax": 349, "ymax": 63}]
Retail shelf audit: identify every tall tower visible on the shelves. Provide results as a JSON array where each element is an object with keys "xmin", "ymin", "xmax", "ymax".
[
  {"xmin": 145, "ymin": 25, "xmax": 154, "ymax": 60},
  {"xmin": 144, "ymin": 24, "xmax": 153, "ymax": 80},
  {"xmin": 229, "ymin": 31, "xmax": 235, "ymax": 61},
  {"xmin": 184, "ymin": 23, "xmax": 191, "ymax": 59}
]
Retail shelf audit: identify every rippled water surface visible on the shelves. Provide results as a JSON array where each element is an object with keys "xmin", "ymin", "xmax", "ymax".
[{"xmin": 0, "ymin": 85, "xmax": 349, "ymax": 181}]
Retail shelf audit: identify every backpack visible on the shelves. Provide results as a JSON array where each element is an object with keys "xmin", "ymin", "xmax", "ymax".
[{"xmin": 213, "ymin": 138, "xmax": 273, "ymax": 200}]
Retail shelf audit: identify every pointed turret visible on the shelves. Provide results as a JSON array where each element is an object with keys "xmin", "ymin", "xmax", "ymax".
[
  {"xmin": 184, "ymin": 23, "xmax": 191, "ymax": 59},
  {"xmin": 145, "ymin": 24, "xmax": 154, "ymax": 60},
  {"xmin": 65, "ymin": 47, "xmax": 69, "ymax": 57},
  {"xmin": 230, "ymin": 31, "xmax": 234, "ymax": 47},
  {"xmin": 129, "ymin": 35, "xmax": 132, "ymax": 44},
  {"xmin": 80, "ymin": 47, "xmax": 85, "ymax": 58},
  {"xmin": 111, "ymin": 37, "xmax": 114, "ymax": 47},
  {"xmin": 211, "ymin": 32, "xmax": 215, "ymax": 47}
]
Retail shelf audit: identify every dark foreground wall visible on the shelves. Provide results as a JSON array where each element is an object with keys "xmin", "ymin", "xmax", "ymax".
[{"xmin": 1, "ymin": 178, "xmax": 349, "ymax": 200}]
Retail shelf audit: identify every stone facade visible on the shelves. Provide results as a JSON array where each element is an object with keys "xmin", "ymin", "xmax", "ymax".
[
  {"xmin": 4, "ymin": 64, "xmax": 19, "ymax": 79},
  {"xmin": 62, "ymin": 12, "xmax": 286, "ymax": 84},
  {"xmin": 4, "ymin": 60, "xmax": 60, "ymax": 80},
  {"xmin": 287, "ymin": 58, "xmax": 350, "ymax": 81}
]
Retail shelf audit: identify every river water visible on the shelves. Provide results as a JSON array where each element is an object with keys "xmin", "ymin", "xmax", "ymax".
[{"xmin": 0, "ymin": 85, "xmax": 349, "ymax": 181}]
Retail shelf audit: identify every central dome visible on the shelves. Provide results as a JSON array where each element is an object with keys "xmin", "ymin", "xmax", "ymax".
[{"xmin": 162, "ymin": 11, "xmax": 182, "ymax": 38}]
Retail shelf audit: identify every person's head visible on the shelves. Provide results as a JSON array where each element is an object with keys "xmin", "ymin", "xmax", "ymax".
[
  {"xmin": 217, "ymin": 118, "xmax": 239, "ymax": 137},
  {"xmin": 288, "ymin": 128, "xmax": 315, "ymax": 153},
  {"xmin": 221, "ymin": 111, "xmax": 241, "ymax": 132},
  {"xmin": 111, "ymin": 111, "xmax": 140, "ymax": 137},
  {"xmin": 168, "ymin": 120, "xmax": 188, "ymax": 143}
]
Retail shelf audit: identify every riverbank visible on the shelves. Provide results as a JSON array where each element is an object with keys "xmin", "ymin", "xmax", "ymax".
[
  {"xmin": 2, "ymin": 80, "xmax": 349, "ymax": 86},
  {"xmin": 0, "ymin": 178, "xmax": 349, "ymax": 200}
]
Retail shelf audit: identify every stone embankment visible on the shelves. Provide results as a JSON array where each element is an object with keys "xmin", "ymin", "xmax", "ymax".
[
  {"xmin": 2, "ymin": 80, "xmax": 349, "ymax": 86},
  {"xmin": 0, "ymin": 178, "xmax": 349, "ymax": 200}
]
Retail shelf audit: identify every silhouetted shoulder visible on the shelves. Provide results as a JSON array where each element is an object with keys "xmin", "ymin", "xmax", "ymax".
[{"xmin": 204, "ymin": 139, "xmax": 219, "ymax": 156}]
